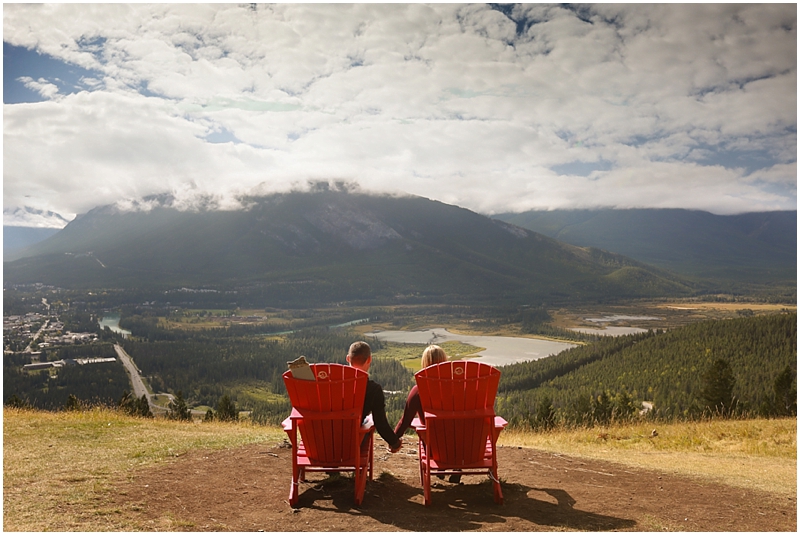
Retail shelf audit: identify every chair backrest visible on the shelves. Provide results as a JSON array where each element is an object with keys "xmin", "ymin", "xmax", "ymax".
[
  {"xmin": 415, "ymin": 361, "xmax": 501, "ymax": 465},
  {"xmin": 283, "ymin": 363, "xmax": 367, "ymax": 464}
]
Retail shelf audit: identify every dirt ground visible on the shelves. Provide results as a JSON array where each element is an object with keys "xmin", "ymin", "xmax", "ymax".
[{"xmin": 110, "ymin": 440, "xmax": 796, "ymax": 532}]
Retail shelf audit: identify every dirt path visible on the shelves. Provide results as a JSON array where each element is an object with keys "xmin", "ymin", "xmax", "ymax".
[{"xmin": 109, "ymin": 441, "xmax": 796, "ymax": 532}]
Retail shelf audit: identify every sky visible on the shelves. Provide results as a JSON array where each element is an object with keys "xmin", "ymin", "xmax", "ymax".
[{"xmin": 3, "ymin": 3, "xmax": 797, "ymax": 228}]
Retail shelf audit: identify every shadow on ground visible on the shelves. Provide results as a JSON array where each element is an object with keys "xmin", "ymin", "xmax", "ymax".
[{"xmin": 297, "ymin": 473, "xmax": 636, "ymax": 531}]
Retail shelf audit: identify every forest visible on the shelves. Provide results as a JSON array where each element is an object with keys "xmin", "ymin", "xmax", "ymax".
[
  {"xmin": 4, "ymin": 343, "xmax": 129, "ymax": 410},
  {"xmin": 4, "ymin": 301, "xmax": 795, "ymax": 432},
  {"xmin": 497, "ymin": 312, "xmax": 797, "ymax": 427}
]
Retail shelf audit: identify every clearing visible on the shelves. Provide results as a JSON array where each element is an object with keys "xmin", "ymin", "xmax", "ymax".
[{"xmin": 105, "ymin": 440, "xmax": 796, "ymax": 531}]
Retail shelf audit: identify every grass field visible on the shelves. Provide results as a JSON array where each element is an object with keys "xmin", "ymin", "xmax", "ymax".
[
  {"xmin": 3, "ymin": 407, "xmax": 283, "ymax": 531},
  {"xmin": 4, "ymin": 408, "xmax": 795, "ymax": 531},
  {"xmin": 501, "ymin": 418, "xmax": 797, "ymax": 497},
  {"xmin": 374, "ymin": 340, "xmax": 485, "ymax": 372}
]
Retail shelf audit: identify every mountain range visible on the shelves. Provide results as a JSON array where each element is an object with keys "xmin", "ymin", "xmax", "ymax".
[
  {"xmin": 492, "ymin": 209, "xmax": 796, "ymax": 285},
  {"xmin": 2, "ymin": 190, "xmax": 697, "ymax": 306}
]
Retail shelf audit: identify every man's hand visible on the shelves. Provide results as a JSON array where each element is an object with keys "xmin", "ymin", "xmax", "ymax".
[{"xmin": 390, "ymin": 438, "xmax": 403, "ymax": 453}]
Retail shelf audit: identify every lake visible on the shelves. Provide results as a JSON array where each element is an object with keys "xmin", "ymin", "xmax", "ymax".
[
  {"xmin": 569, "ymin": 314, "xmax": 659, "ymax": 336},
  {"xmin": 367, "ymin": 328, "xmax": 577, "ymax": 367},
  {"xmin": 98, "ymin": 315, "xmax": 132, "ymax": 338}
]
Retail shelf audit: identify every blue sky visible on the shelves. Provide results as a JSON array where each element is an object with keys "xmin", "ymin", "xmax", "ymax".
[{"xmin": 3, "ymin": 3, "xmax": 796, "ymax": 227}]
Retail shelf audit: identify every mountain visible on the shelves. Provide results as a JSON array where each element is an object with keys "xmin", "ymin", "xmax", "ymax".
[
  {"xmin": 3, "ymin": 206, "xmax": 71, "ymax": 228},
  {"xmin": 4, "ymin": 227, "xmax": 61, "ymax": 258},
  {"xmin": 3, "ymin": 190, "xmax": 699, "ymax": 306},
  {"xmin": 3, "ymin": 206, "xmax": 71, "ymax": 258},
  {"xmin": 492, "ymin": 209, "xmax": 796, "ymax": 285}
]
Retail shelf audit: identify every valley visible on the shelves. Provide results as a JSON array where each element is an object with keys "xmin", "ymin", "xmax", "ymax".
[{"xmin": 3, "ymin": 191, "xmax": 795, "ymax": 427}]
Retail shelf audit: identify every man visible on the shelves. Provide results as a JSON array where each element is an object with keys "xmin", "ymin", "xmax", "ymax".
[{"xmin": 346, "ymin": 341, "xmax": 403, "ymax": 453}]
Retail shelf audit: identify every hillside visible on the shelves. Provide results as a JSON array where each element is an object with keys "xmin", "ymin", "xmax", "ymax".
[
  {"xmin": 3, "ymin": 226, "xmax": 60, "ymax": 257},
  {"xmin": 3, "ymin": 190, "xmax": 699, "ymax": 306},
  {"xmin": 497, "ymin": 312, "xmax": 797, "ymax": 424},
  {"xmin": 3, "ymin": 408, "xmax": 795, "ymax": 531},
  {"xmin": 492, "ymin": 209, "xmax": 796, "ymax": 287}
]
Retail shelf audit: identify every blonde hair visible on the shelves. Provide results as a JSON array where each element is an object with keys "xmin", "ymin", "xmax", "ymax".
[{"xmin": 421, "ymin": 345, "xmax": 448, "ymax": 368}]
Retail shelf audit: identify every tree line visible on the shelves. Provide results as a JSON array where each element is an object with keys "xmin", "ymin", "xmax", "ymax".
[{"xmin": 496, "ymin": 312, "xmax": 796, "ymax": 428}]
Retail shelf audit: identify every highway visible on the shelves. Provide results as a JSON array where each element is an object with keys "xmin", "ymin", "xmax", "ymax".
[{"xmin": 113, "ymin": 344, "xmax": 156, "ymax": 412}]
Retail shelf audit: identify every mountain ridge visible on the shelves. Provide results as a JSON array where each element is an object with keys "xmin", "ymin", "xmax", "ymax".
[
  {"xmin": 3, "ymin": 191, "xmax": 696, "ymax": 306},
  {"xmin": 492, "ymin": 208, "xmax": 796, "ymax": 284}
]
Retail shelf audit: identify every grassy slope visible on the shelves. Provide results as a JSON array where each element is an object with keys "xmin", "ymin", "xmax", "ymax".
[
  {"xmin": 3, "ymin": 408, "xmax": 283, "ymax": 531},
  {"xmin": 3, "ymin": 408, "xmax": 795, "ymax": 531},
  {"xmin": 501, "ymin": 418, "xmax": 796, "ymax": 498}
]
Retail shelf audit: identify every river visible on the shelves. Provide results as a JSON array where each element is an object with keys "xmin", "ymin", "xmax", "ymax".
[
  {"xmin": 98, "ymin": 315, "xmax": 132, "ymax": 338},
  {"xmin": 367, "ymin": 328, "xmax": 577, "ymax": 367}
]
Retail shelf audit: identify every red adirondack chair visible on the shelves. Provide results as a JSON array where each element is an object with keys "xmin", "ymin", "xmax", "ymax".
[
  {"xmin": 282, "ymin": 363, "xmax": 376, "ymax": 506},
  {"xmin": 412, "ymin": 360, "xmax": 508, "ymax": 506}
]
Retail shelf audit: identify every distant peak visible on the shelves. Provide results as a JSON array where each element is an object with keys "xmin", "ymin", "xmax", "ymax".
[{"xmin": 3, "ymin": 206, "xmax": 72, "ymax": 228}]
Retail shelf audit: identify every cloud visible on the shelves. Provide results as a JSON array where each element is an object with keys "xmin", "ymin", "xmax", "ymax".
[
  {"xmin": 2, "ymin": 3, "xmax": 796, "ymax": 222},
  {"xmin": 17, "ymin": 76, "xmax": 62, "ymax": 100}
]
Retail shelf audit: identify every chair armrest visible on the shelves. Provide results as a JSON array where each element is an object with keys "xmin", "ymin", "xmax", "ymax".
[
  {"xmin": 494, "ymin": 416, "xmax": 508, "ymax": 429},
  {"xmin": 422, "ymin": 407, "xmax": 495, "ymax": 420},
  {"xmin": 281, "ymin": 416, "xmax": 293, "ymax": 431},
  {"xmin": 290, "ymin": 407, "xmax": 362, "ymax": 421},
  {"xmin": 361, "ymin": 414, "xmax": 375, "ymax": 433},
  {"xmin": 411, "ymin": 416, "xmax": 425, "ymax": 431}
]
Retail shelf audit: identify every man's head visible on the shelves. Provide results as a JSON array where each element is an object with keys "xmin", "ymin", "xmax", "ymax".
[{"xmin": 346, "ymin": 341, "xmax": 372, "ymax": 371}]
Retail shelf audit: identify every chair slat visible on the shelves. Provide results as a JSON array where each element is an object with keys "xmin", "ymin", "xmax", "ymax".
[
  {"xmin": 282, "ymin": 363, "xmax": 376, "ymax": 506},
  {"xmin": 413, "ymin": 361, "xmax": 505, "ymax": 505}
]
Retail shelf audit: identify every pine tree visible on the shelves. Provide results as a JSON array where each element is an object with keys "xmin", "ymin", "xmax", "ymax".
[
  {"xmin": 167, "ymin": 391, "xmax": 192, "ymax": 421},
  {"xmin": 773, "ymin": 365, "xmax": 796, "ymax": 416},
  {"xmin": 701, "ymin": 359, "xmax": 736, "ymax": 416},
  {"xmin": 533, "ymin": 394, "xmax": 556, "ymax": 430},
  {"xmin": 216, "ymin": 394, "xmax": 238, "ymax": 422},
  {"xmin": 592, "ymin": 390, "xmax": 613, "ymax": 424},
  {"xmin": 136, "ymin": 394, "xmax": 153, "ymax": 418},
  {"xmin": 64, "ymin": 394, "xmax": 81, "ymax": 411}
]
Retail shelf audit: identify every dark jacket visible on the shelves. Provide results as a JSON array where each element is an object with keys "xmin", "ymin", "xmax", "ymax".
[{"xmin": 363, "ymin": 379, "xmax": 401, "ymax": 449}]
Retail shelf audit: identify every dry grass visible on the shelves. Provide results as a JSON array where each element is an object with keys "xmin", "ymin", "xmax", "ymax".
[
  {"xmin": 3, "ymin": 407, "xmax": 283, "ymax": 531},
  {"xmin": 500, "ymin": 417, "xmax": 797, "ymax": 497},
  {"xmin": 5, "ymin": 408, "xmax": 796, "ymax": 531}
]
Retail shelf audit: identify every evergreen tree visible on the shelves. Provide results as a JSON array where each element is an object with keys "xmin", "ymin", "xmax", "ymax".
[
  {"xmin": 136, "ymin": 394, "xmax": 153, "ymax": 418},
  {"xmin": 773, "ymin": 365, "xmax": 797, "ymax": 416},
  {"xmin": 592, "ymin": 390, "xmax": 613, "ymax": 424},
  {"xmin": 567, "ymin": 393, "xmax": 593, "ymax": 426},
  {"xmin": 612, "ymin": 391, "xmax": 637, "ymax": 420},
  {"xmin": 167, "ymin": 391, "xmax": 192, "ymax": 421},
  {"xmin": 532, "ymin": 394, "xmax": 556, "ymax": 430},
  {"xmin": 5, "ymin": 394, "xmax": 28, "ymax": 408},
  {"xmin": 64, "ymin": 394, "xmax": 81, "ymax": 411},
  {"xmin": 216, "ymin": 394, "xmax": 238, "ymax": 422},
  {"xmin": 701, "ymin": 359, "xmax": 736, "ymax": 416}
]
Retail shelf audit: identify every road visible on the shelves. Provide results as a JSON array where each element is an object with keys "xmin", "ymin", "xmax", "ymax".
[
  {"xmin": 114, "ymin": 344, "xmax": 156, "ymax": 412},
  {"xmin": 24, "ymin": 320, "xmax": 49, "ymax": 353}
]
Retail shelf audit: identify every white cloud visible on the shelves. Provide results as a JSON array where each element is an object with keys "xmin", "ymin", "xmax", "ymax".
[
  {"xmin": 17, "ymin": 76, "xmax": 61, "ymax": 100},
  {"xmin": 2, "ymin": 3, "xmax": 796, "ymax": 224}
]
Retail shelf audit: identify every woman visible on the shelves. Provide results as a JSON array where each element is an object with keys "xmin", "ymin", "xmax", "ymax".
[
  {"xmin": 393, "ymin": 345, "xmax": 462, "ymax": 483},
  {"xmin": 393, "ymin": 344, "xmax": 448, "ymax": 437}
]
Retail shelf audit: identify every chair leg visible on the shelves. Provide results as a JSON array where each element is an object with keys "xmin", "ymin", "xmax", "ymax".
[
  {"xmin": 423, "ymin": 462, "xmax": 432, "ymax": 506},
  {"xmin": 491, "ymin": 462, "xmax": 503, "ymax": 504},
  {"xmin": 417, "ymin": 439, "xmax": 424, "ymax": 486},
  {"xmin": 354, "ymin": 464, "xmax": 367, "ymax": 506},
  {"xmin": 289, "ymin": 465, "xmax": 300, "ymax": 506},
  {"xmin": 368, "ymin": 435, "xmax": 374, "ymax": 481}
]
